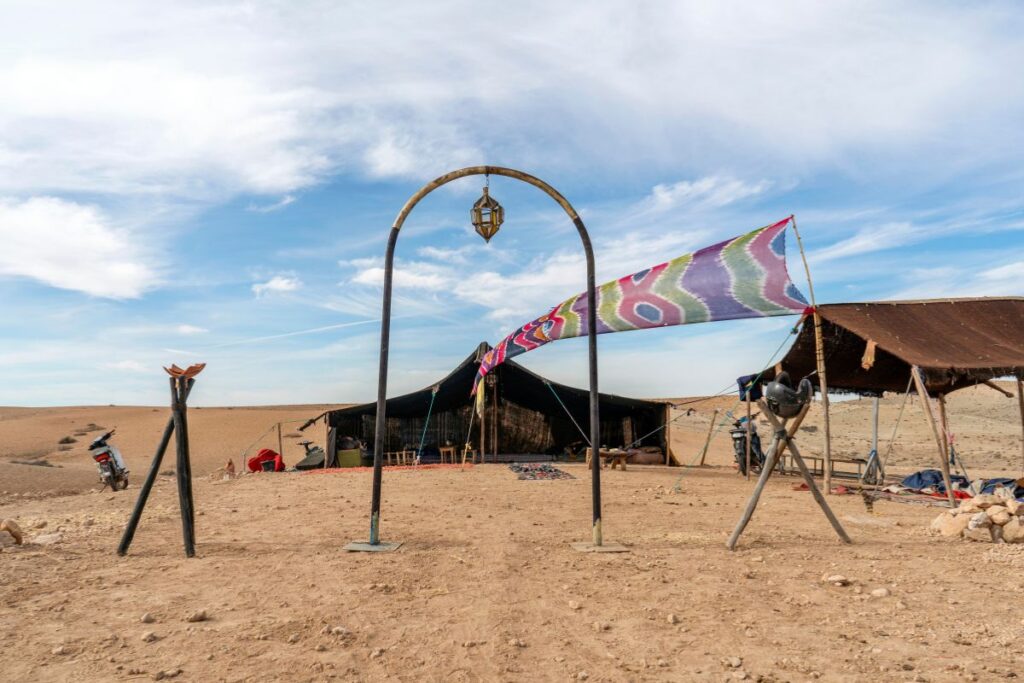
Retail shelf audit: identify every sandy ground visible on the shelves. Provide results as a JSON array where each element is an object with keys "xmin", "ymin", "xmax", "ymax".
[{"xmin": 2, "ymin": 382, "xmax": 1023, "ymax": 681}]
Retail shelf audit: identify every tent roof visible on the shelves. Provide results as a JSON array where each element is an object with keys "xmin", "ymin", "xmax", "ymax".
[
  {"xmin": 324, "ymin": 342, "xmax": 665, "ymax": 422},
  {"xmin": 774, "ymin": 297, "xmax": 1024, "ymax": 395}
]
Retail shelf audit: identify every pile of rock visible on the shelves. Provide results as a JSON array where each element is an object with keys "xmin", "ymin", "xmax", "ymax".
[{"xmin": 930, "ymin": 494, "xmax": 1024, "ymax": 543}]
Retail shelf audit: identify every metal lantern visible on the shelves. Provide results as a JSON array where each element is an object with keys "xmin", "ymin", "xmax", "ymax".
[{"xmin": 470, "ymin": 186, "xmax": 504, "ymax": 242}]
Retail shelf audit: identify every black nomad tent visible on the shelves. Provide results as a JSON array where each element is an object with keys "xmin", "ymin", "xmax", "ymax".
[{"xmin": 312, "ymin": 343, "xmax": 672, "ymax": 464}]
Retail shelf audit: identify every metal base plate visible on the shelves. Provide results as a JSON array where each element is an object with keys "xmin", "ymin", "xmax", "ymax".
[
  {"xmin": 344, "ymin": 541, "xmax": 403, "ymax": 553},
  {"xmin": 570, "ymin": 541, "xmax": 629, "ymax": 553}
]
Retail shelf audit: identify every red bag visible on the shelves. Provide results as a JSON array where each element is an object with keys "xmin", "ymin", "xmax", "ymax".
[{"xmin": 247, "ymin": 448, "xmax": 285, "ymax": 473}]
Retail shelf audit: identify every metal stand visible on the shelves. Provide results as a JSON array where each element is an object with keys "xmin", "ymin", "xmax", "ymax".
[{"xmin": 352, "ymin": 166, "xmax": 609, "ymax": 553}]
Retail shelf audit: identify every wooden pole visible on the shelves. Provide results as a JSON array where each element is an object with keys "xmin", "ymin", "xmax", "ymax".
[
  {"xmin": 937, "ymin": 394, "xmax": 950, "ymax": 466},
  {"xmin": 1017, "ymin": 377, "xmax": 1024, "ymax": 477},
  {"xmin": 727, "ymin": 401, "xmax": 809, "ymax": 549},
  {"xmin": 744, "ymin": 397, "xmax": 752, "ymax": 480},
  {"xmin": 171, "ymin": 377, "xmax": 196, "ymax": 557},
  {"xmin": 118, "ymin": 379, "xmax": 194, "ymax": 556},
  {"xmin": 277, "ymin": 422, "xmax": 284, "ymax": 460},
  {"xmin": 911, "ymin": 366, "xmax": 956, "ymax": 507},
  {"xmin": 790, "ymin": 216, "xmax": 833, "ymax": 495},
  {"xmin": 698, "ymin": 409, "xmax": 719, "ymax": 466},
  {"xmin": 728, "ymin": 401, "xmax": 851, "ymax": 550}
]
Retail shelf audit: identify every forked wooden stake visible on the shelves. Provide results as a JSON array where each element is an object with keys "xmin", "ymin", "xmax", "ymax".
[
  {"xmin": 910, "ymin": 366, "xmax": 956, "ymax": 507},
  {"xmin": 698, "ymin": 409, "xmax": 719, "ymax": 467}
]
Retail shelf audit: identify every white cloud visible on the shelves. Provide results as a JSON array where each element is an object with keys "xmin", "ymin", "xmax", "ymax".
[
  {"xmin": 252, "ymin": 275, "xmax": 302, "ymax": 297},
  {"xmin": 811, "ymin": 222, "xmax": 924, "ymax": 263},
  {"xmin": 0, "ymin": 196, "xmax": 159, "ymax": 298},
  {"xmin": 640, "ymin": 177, "xmax": 773, "ymax": 214},
  {"xmin": 247, "ymin": 195, "xmax": 297, "ymax": 213},
  {"xmin": 103, "ymin": 359, "xmax": 148, "ymax": 373},
  {"xmin": 176, "ymin": 324, "xmax": 208, "ymax": 335}
]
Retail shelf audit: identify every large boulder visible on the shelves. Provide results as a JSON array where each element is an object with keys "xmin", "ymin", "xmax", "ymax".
[
  {"xmin": 0, "ymin": 519, "xmax": 23, "ymax": 545},
  {"xmin": 1005, "ymin": 499, "xmax": 1021, "ymax": 515},
  {"xmin": 1003, "ymin": 517, "xmax": 1024, "ymax": 543},
  {"xmin": 986, "ymin": 506, "xmax": 1012, "ymax": 526},
  {"xmin": 968, "ymin": 511, "xmax": 992, "ymax": 530},
  {"xmin": 932, "ymin": 512, "xmax": 972, "ymax": 538},
  {"xmin": 959, "ymin": 495, "xmax": 1002, "ymax": 514},
  {"xmin": 963, "ymin": 526, "xmax": 995, "ymax": 543}
]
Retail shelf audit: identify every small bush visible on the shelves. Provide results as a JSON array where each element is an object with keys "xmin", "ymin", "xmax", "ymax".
[{"xmin": 58, "ymin": 436, "xmax": 77, "ymax": 445}]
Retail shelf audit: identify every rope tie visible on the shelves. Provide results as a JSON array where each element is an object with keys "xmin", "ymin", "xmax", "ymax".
[
  {"xmin": 416, "ymin": 385, "xmax": 440, "ymax": 459},
  {"xmin": 544, "ymin": 380, "xmax": 591, "ymax": 446}
]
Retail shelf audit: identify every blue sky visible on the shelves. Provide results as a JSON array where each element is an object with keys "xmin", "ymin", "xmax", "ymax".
[{"xmin": 1, "ymin": 1, "xmax": 1022, "ymax": 406}]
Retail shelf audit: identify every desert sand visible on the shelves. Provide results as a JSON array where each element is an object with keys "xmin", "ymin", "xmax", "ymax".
[{"xmin": 1, "ymin": 381, "xmax": 1023, "ymax": 682}]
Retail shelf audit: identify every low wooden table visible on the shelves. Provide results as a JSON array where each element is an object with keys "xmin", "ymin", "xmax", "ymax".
[
  {"xmin": 439, "ymin": 446, "xmax": 457, "ymax": 464},
  {"xmin": 587, "ymin": 449, "xmax": 628, "ymax": 470}
]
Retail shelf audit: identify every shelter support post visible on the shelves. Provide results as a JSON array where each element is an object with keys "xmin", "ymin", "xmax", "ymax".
[
  {"xmin": 117, "ymin": 379, "xmax": 194, "ymax": 556},
  {"xmin": 744, "ymin": 397, "xmax": 752, "ymax": 481},
  {"xmin": 790, "ymin": 216, "xmax": 832, "ymax": 495},
  {"xmin": 938, "ymin": 395, "xmax": 950, "ymax": 464},
  {"xmin": 277, "ymin": 422, "xmax": 283, "ymax": 462},
  {"xmin": 1017, "ymin": 376, "xmax": 1024, "ymax": 476},
  {"xmin": 698, "ymin": 409, "xmax": 719, "ymax": 467},
  {"xmin": 910, "ymin": 366, "xmax": 957, "ymax": 507}
]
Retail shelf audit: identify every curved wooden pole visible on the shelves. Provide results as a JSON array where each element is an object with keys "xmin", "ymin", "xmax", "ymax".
[{"xmin": 368, "ymin": 166, "xmax": 603, "ymax": 547}]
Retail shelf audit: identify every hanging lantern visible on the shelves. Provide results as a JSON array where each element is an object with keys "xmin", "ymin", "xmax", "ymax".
[{"xmin": 470, "ymin": 185, "xmax": 504, "ymax": 242}]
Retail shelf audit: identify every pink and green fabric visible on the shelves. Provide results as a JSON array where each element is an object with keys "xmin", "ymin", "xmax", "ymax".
[{"xmin": 472, "ymin": 217, "xmax": 808, "ymax": 395}]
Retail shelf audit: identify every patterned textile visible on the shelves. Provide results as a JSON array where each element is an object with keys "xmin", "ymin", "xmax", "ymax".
[{"xmin": 473, "ymin": 217, "xmax": 808, "ymax": 395}]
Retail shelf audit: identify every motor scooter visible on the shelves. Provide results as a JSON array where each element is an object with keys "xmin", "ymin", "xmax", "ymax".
[
  {"xmin": 89, "ymin": 429, "xmax": 129, "ymax": 491},
  {"xmin": 729, "ymin": 418, "xmax": 765, "ymax": 475}
]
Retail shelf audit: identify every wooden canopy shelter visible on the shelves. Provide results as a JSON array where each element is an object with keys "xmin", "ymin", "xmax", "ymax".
[{"xmin": 771, "ymin": 297, "xmax": 1024, "ymax": 503}]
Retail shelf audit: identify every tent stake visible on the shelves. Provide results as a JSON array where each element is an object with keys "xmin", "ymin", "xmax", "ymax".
[
  {"xmin": 790, "ymin": 216, "xmax": 833, "ymax": 495},
  {"xmin": 911, "ymin": 366, "xmax": 957, "ymax": 507}
]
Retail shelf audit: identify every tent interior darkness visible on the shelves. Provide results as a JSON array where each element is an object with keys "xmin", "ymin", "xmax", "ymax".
[{"xmin": 319, "ymin": 343, "xmax": 670, "ymax": 463}]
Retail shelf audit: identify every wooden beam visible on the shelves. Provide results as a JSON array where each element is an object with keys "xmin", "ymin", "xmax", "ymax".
[
  {"xmin": 911, "ymin": 366, "xmax": 956, "ymax": 507},
  {"xmin": 983, "ymin": 380, "xmax": 1014, "ymax": 398}
]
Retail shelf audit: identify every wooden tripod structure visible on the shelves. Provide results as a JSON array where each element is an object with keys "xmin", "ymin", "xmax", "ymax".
[
  {"xmin": 118, "ymin": 363, "xmax": 205, "ymax": 558},
  {"xmin": 727, "ymin": 399, "xmax": 851, "ymax": 550}
]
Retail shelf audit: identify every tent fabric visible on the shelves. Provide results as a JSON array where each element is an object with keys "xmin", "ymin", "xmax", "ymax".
[
  {"xmin": 324, "ymin": 343, "xmax": 668, "ymax": 459},
  {"xmin": 772, "ymin": 298, "xmax": 1024, "ymax": 395},
  {"xmin": 474, "ymin": 218, "xmax": 808, "ymax": 393}
]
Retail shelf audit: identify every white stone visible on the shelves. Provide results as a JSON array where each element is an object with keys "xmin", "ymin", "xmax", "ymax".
[
  {"xmin": 870, "ymin": 588, "xmax": 890, "ymax": 598},
  {"xmin": 1003, "ymin": 517, "xmax": 1024, "ymax": 543},
  {"xmin": 967, "ymin": 512, "xmax": 991, "ymax": 530}
]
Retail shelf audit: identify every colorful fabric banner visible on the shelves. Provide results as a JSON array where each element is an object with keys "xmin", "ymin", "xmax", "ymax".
[{"xmin": 473, "ymin": 217, "xmax": 808, "ymax": 396}]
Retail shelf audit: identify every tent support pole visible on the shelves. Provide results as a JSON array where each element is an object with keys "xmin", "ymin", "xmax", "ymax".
[
  {"xmin": 744, "ymin": 397, "xmax": 752, "ymax": 480},
  {"xmin": 1017, "ymin": 376, "xmax": 1024, "ymax": 477},
  {"xmin": 911, "ymin": 366, "xmax": 957, "ymax": 508},
  {"xmin": 937, "ymin": 394, "xmax": 950, "ymax": 466},
  {"xmin": 790, "ymin": 215, "xmax": 832, "ymax": 495},
  {"xmin": 353, "ymin": 166, "xmax": 607, "ymax": 553},
  {"xmin": 698, "ymin": 409, "xmax": 719, "ymax": 467}
]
